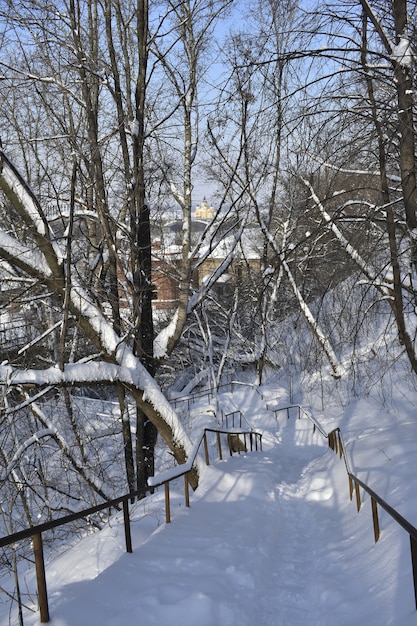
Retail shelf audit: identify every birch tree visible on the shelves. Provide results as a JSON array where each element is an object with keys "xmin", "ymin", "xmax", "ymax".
[
  {"xmin": 0, "ymin": 149, "xmax": 196, "ymax": 474},
  {"xmin": 297, "ymin": 0, "xmax": 417, "ymax": 376},
  {"xmin": 149, "ymin": 0, "xmax": 233, "ymax": 358},
  {"xmin": 204, "ymin": 0, "xmax": 345, "ymax": 380},
  {"xmin": 0, "ymin": 0, "xmax": 202, "ymax": 504},
  {"xmin": 0, "ymin": 0, "xmax": 237, "ymax": 509}
]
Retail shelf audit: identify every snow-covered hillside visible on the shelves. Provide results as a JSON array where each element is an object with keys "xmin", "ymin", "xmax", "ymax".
[{"xmin": 3, "ymin": 377, "xmax": 417, "ymax": 625}]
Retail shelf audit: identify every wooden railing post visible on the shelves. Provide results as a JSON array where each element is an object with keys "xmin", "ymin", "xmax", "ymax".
[
  {"xmin": 338, "ymin": 430, "xmax": 343, "ymax": 459},
  {"xmin": 371, "ymin": 498, "xmax": 380, "ymax": 543},
  {"xmin": 184, "ymin": 473, "xmax": 190, "ymax": 508},
  {"xmin": 123, "ymin": 500, "xmax": 132, "ymax": 553},
  {"xmin": 328, "ymin": 431, "xmax": 334, "ymax": 451},
  {"xmin": 203, "ymin": 432, "xmax": 210, "ymax": 465},
  {"xmin": 216, "ymin": 431, "xmax": 223, "ymax": 461},
  {"xmin": 355, "ymin": 482, "xmax": 361, "ymax": 512},
  {"xmin": 410, "ymin": 536, "xmax": 417, "ymax": 610},
  {"xmin": 164, "ymin": 482, "xmax": 171, "ymax": 524},
  {"xmin": 33, "ymin": 533, "xmax": 50, "ymax": 623},
  {"xmin": 328, "ymin": 430, "xmax": 340, "ymax": 455}
]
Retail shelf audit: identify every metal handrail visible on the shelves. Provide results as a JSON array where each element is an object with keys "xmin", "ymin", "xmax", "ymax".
[
  {"xmin": 148, "ymin": 427, "xmax": 262, "ymax": 490},
  {"xmin": 351, "ymin": 472, "xmax": 417, "ymax": 540},
  {"xmin": 269, "ymin": 402, "xmax": 328, "ymax": 438},
  {"xmin": 0, "ymin": 425, "xmax": 262, "ymax": 623},
  {"xmin": 170, "ymin": 380, "xmax": 263, "ymax": 408},
  {"xmin": 274, "ymin": 402, "xmax": 417, "ymax": 610},
  {"xmin": 222, "ymin": 409, "xmax": 254, "ymax": 431}
]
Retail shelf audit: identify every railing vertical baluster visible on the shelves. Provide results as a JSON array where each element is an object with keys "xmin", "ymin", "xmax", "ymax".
[
  {"xmin": 33, "ymin": 532, "xmax": 50, "ymax": 623},
  {"xmin": 203, "ymin": 432, "xmax": 210, "ymax": 465},
  {"xmin": 338, "ymin": 431, "xmax": 343, "ymax": 459},
  {"xmin": 123, "ymin": 500, "xmax": 132, "ymax": 553},
  {"xmin": 164, "ymin": 482, "xmax": 171, "ymax": 523},
  {"xmin": 355, "ymin": 482, "xmax": 361, "ymax": 512},
  {"xmin": 328, "ymin": 431, "xmax": 334, "ymax": 450},
  {"xmin": 349, "ymin": 475, "xmax": 354, "ymax": 501},
  {"xmin": 410, "ymin": 536, "xmax": 417, "ymax": 610},
  {"xmin": 216, "ymin": 431, "xmax": 223, "ymax": 460},
  {"xmin": 184, "ymin": 473, "xmax": 190, "ymax": 508},
  {"xmin": 371, "ymin": 498, "xmax": 380, "ymax": 543}
]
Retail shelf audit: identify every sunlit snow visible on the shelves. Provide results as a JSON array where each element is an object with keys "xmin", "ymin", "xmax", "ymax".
[{"xmin": 3, "ymin": 379, "xmax": 417, "ymax": 626}]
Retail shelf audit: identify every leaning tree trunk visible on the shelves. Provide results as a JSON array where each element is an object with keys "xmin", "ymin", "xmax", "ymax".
[{"xmin": 0, "ymin": 149, "xmax": 199, "ymax": 490}]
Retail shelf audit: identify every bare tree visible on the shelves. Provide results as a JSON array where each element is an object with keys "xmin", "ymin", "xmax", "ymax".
[
  {"xmin": 0, "ymin": 0, "xmax": 202, "ymax": 505},
  {"xmin": 0, "ymin": 148, "xmax": 195, "ymax": 469},
  {"xmin": 149, "ymin": 0, "xmax": 233, "ymax": 354},
  {"xmin": 0, "ymin": 0, "xmax": 235, "ymax": 511},
  {"xmin": 297, "ymin": 0, "xmax": 417, "ymax": 376}
]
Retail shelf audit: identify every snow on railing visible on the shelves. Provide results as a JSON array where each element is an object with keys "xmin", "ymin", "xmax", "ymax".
[
  {"xmin": 169, "ymin": 380, "xmax": 263, "ymax": 409},
  {"xmin": 273, "ymin": 403, "xmax": 417, "ymax": 611},
  {"xmin": 0, "ymin": 425, "xmax": 262, "ymax": 624},
  {"xmin": 267, "ymin": 402, "xmax": 328, "ymax": 439},
  {"xmin": 149, "ymin": 427, "xmax": 262, "ymax": 523},
  {"xmin": 222, "ymin": 409, "xmax": 254, "ymax": 431}
]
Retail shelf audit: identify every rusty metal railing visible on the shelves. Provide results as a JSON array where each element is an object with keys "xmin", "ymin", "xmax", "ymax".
[
  {"xmin": 0, "ymin": 426, "xmax": 262, "ymax": 623},
  {"xmin": 170, "ymin": 381, "xmax": 263, "ymax": 409},
  {"xmin": 274, "ymin": 403, "xmax": 417, "ymax": 610}
]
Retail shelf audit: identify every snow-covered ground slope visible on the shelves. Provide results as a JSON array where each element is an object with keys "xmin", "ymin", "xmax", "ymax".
[{"xmin": 5, "ymin": 380, "xmax": 417, "ymax": 626}]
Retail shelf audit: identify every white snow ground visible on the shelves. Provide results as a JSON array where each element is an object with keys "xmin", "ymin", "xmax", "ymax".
[{"xmin": 3, "ymin": 380, "xmax": 417, "ymax": 626}]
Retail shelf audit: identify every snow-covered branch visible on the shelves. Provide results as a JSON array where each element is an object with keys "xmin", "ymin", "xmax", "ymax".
[
  {"xmin": 0, "ymin": 229, "xmax": 52, "ymax": 278},
  {"xmin": 258, "ymin": 215, "xmax": 345, "ymax": 379},
  {"xmin": 0, "ymin": 358, "xmax": 194, "ymax": 464},
  {"xmin": 0, "ymin": 150, "xmax": 64, "ymax": 273},
  {"xmin": 301, "ymin": 178, "xmax": 391, "ymax": 297},
  {"xmin": 0, "ymin": 429, "xmax": 55, "ymax": 483},
  {"xmin": 0, "ymin": 150, "xmax": 195, "ymax": 479}
]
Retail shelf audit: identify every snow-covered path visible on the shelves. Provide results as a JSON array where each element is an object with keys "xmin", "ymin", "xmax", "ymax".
[
  {"xmin": 0, "ymin": 382, "xmax": 417, "ymax": 626},
  {"xmin": 12, "ymin": 405, "xmax": 417, "ymax": 626}
]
